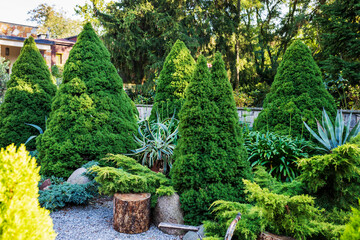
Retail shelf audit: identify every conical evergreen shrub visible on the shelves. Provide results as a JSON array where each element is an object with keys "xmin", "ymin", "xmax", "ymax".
[
  {"xmin": 211, "ymin": 52, "xmax": 252, "ymax": 182},
  {"xmin": 37, "ymin": 23, "xmax": 138, "ymax": 178},
  {"xmin": 0, "ymin": 37, "xmax": 56, "ymax": 149},
  {"xmin": 150, "ymin": 40, "xmax": 195, "ymax": 120},
  {"xmin": 0, "ymin": 144, "xmax": 56, "ymax": 240},
  {"xmin": 254, "ymin": 40, "xmax": 336, "ymax": 139},
  {"xmin": 171, "ymin": 55, "xmax": 251, "ymax": 225}
]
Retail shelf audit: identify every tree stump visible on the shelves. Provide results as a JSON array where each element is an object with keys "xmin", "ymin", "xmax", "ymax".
[{"xmin": 113, "ymin": 193, "xmax": 151, "ymax": 234}]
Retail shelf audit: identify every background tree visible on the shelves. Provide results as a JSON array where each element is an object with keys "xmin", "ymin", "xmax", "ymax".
[
  {"xmin": 171, "ymin": 55, "xmax": 251, "ymax": 225},
  {"xmin": 0, "ymin": 57, "xmax": 10, "ymax": 103},
  {"xmin": 150, "ymin": 40, "xmax": 196, "ymax": 120},
  {"xmin": 37, "ymin": 23, "xmax": 138, "ymax": 178},
  {"xmin": 90, "ymin": 0, "xmax": 210, "ymax": 84},
  {"xmin": 0, "ymin": 37, "xmax": 56, "ymax": 149},
  {"xmin": 27, "ymin": 3, "xmax": 82, "ymax": 38},
  {"xmin": 254, "ymin": 40, "xmax": 337, "ymax": 139},
  {"xmin": 314, "ymin": 0, "xmax": 360, "ymax": 109}
]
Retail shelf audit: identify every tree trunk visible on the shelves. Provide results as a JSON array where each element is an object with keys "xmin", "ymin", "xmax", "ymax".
[
  {"xmin": 235, "ymin": 0, "xmax": 241, "ymax": 90},
  {"xmin": 113, "ymin": 193, "xmax": 151, "ymax": 234}
]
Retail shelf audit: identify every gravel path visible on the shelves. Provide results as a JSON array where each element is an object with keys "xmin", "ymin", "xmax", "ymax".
[{"xmin": 50, "ymin": 197, "xmax": 181, "ymax": 240}]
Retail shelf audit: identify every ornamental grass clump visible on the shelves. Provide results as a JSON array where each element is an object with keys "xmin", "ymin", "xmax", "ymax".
[
  {"xmin": 150, "ymin": 40, "xmax": 196, "ymax": 120},
  {"xmin": 171, "ymin": 55, "xmax": 251, "ymax": 225},
  {"xmin": 0, "ymin": 144, "xmax": 56, "ymax": 240},
  {"xmin": 254, "ymin": 40, "xmax": 337, "ymax": 139},
  {"xmin": 37, "ymin": 23, "xmax": 138, "ymax": 178},
  {"xmin": 0, "ymin": 37, "xmax": 56, "ymax": 150}
]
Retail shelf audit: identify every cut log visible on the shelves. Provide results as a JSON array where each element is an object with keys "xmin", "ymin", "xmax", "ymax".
[{"xmin": 113, "ymin": 193, "xmax": 151, "ymax": 234}]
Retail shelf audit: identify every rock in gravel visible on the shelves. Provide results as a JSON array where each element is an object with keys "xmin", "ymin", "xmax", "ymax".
[
  {"xmin": 67, "ymin": 167, "xmax": 90, "ymax": 185},
  {"xmin": 183, "ymin": 225, "xmax": 205, "ymax": 240},
  {"xmin": 39, "ymin": 178, "xmax": 51, "ymax": 190},
  {"xmin": 154, "ymin": 193, "xmax": 185, "ymax": 235}
]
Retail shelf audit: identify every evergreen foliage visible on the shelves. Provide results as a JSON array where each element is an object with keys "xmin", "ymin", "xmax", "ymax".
[
  {"xmin": 37, "ymin": 23, "xmax": 138, "ymax": 178},
  {"xmin": 298, "ymin": 143, "xmax": 360, "ymax": 210},
  {"xmin": 0, "ymin": 144, "xmax": 56, "ymax": 240},
  {"xmin": 171, "ymin": 55, "xmax": 251, "ymax": 225},
  {"xmin": 38, "ymin": 161, "xmax": 99, "ymax": 211},
  {"xmin": 211, "ymin": 52, "xmax": 251, "ymax": 179},
  {"xmin": 90, "ymin": 154, "xmax": 170, "ymax": 196},
  {"xmin": 316, "ymin": 0, "xmax": 360, "ymax": 88},
  {"xmin": 94, "ymin": 0, "xmax": 208, "ymax": 85},
  {"xmin": 150, "ymin": 40, "xmax": 196, "ymax": 120},
  {"xmin": 0, "ymin": 37, "xmax": 56, "ymax": 149},
  {"xmin": 203, "ymin": 169, "xmax": 344, "ymax": 240},
  {"xmin": 254, "ymin": 40, "xmax": 337, "ymax": 139},
  {"xmin": 341, "ymin": 200, "xmax": 360, "ymax": 240}
]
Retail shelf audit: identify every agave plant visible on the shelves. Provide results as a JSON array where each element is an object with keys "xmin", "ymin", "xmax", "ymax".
[
  {"xmin": 24, "ymin": 116, "xmax": 47, "ymax": 158},
  {"xmin": 130, "ymin": 113, "xmax": 179, "ymax": 174},
  {"xmin": 303, "ymin": 109, "xmax": 360, "ymax": 152}
]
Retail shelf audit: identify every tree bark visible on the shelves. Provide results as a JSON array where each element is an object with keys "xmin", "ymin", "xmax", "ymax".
[{"xmin": 113, "ymin": 193, "xmax": 151, "ymax": 234}]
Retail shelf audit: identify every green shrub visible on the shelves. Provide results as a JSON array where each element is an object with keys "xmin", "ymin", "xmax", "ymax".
[
  {"xmin": 204, "ymin": 168, "xmax": 344, "ymax": 240},
  {"xmin": 90, "ymin": 154, "xmax": 171, "ymax": 195},
  {"xmin": 0, "ymin": 37, "xmax": 56, "ymax": 150},
  {"xmin": 244, "ymin": 131, "xmax": 317, "ymax": 182},
  {"xmin": 204, "ymin": 200, "xmax": 262, "ymax": 240},
  {"xmin": 254, "ymin": 40, "xmax": 336, "ymax": 139},
  {"xmin": 0, "ymin": 144, "xmax": 56, "ymax": 240},
  {"xmin": 150, "ymin": 40, "xmax": 196, "ymax": 120},
  {"xmin": 37, "ymin": 23, "xmax": 138, "ymax": 178},
  {"xmin": 171, "ymin": 55, "xmax": 251, "ymax": 225},
  {"xmin": 298, "ymin": 143, "xmax": 360, "ymax": 210},
  {"xmin": 51, "ymin": 64, "xmax": 63, "ymax": 86},
  {"xmin": 341, "ymin": 200, "xmax": 360, "ymax": 240},
  {"xmin": 38, "ymin": 161, "xmax": 99, "ymax": 211}
]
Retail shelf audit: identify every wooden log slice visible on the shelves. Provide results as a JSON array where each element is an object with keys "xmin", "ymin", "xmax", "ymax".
[{"xmin": 113, "ymin": 193, "xmax": 151, "ymax": 234}]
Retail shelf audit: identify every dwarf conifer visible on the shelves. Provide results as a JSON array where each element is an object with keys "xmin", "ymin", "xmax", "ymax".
[
  {"xmin": 150, "ymin": 40, "xmax": 195, "ymax": 120},
  {"xmin": 0, "ymin": 37, "xmax": 56, "ymax": 149},
  {"xmin": 171, "ymin": 55, "xmax": 251, "ymax": 225},
  {"xmin": 254, "ymin": 40, "xmax": 336, "ymax": 139},
  {"xmin": 0, "ymin": 144, "xmax": 56, "ymax": 240},
  {"xmin": 37, "ymin": 23, "xmax": 138, "ymax": 178}
]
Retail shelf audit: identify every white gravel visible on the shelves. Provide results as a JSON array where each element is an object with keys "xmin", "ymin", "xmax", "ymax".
[{"xmin": 50, "ymin": 197, "xmax": 181, "ymax": 240}]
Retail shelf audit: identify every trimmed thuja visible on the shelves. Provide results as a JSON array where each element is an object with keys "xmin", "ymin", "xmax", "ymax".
[
  {"xmin": 37, "ymin": 23, "xmax": 138, "ymax": 178},
  {"xmin": 171, "ymin": 55, "xmax": 252, "ymax": 225},
  {"xmin": 254, "ymin": 40, "xmax": 337, "ymax": 139},
  {"xmin": 150, "ymin": 40, "xmax": 195, "ymax": 120},
  {"xmin": 0, "ymin": 36, "xmax": 56, "ymax": 149}
]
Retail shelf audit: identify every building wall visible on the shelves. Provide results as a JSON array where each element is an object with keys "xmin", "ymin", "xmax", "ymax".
[
  {"xmin": 0, "ymin": 22, "xmax": 37, "ymax": 38},
  {"xmin": 51, "ymin": 44, "xmax": 73, "ymax": 66},
  {"xmin": 0, "ymin": 38, "xmax": 52, "ymax": 71}
]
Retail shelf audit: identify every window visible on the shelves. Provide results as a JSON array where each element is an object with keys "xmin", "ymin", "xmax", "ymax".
[
  {"xmin": 56, "ymin": 53, "xmax": 63, "ymax": 65},
  {"xmin": 40, "ymin": 50, "xmax": 45, "ymax": 57}
]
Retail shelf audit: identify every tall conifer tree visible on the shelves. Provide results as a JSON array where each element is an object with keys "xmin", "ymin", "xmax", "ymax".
[
  {"xmin": 171, "ymin": 55, "xmax": 251, "ymax": 225},
  {"xmin": 254, "ymin": 41, "xmax": 337, "ymax": 139},
  {"xmin": 0, "ymin": 36, "xmax": 56, "ymax": 149},
  {"xmin": 150, "ymin": 40, "xmax": 195, "ymax": 120},
  {"xmin": 211, "ymin": 52, "xmax": 252, "ymax": 181},
  {"xmin": 37, "ymin": 23, "xmax": 138, "ymax": 178}
]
